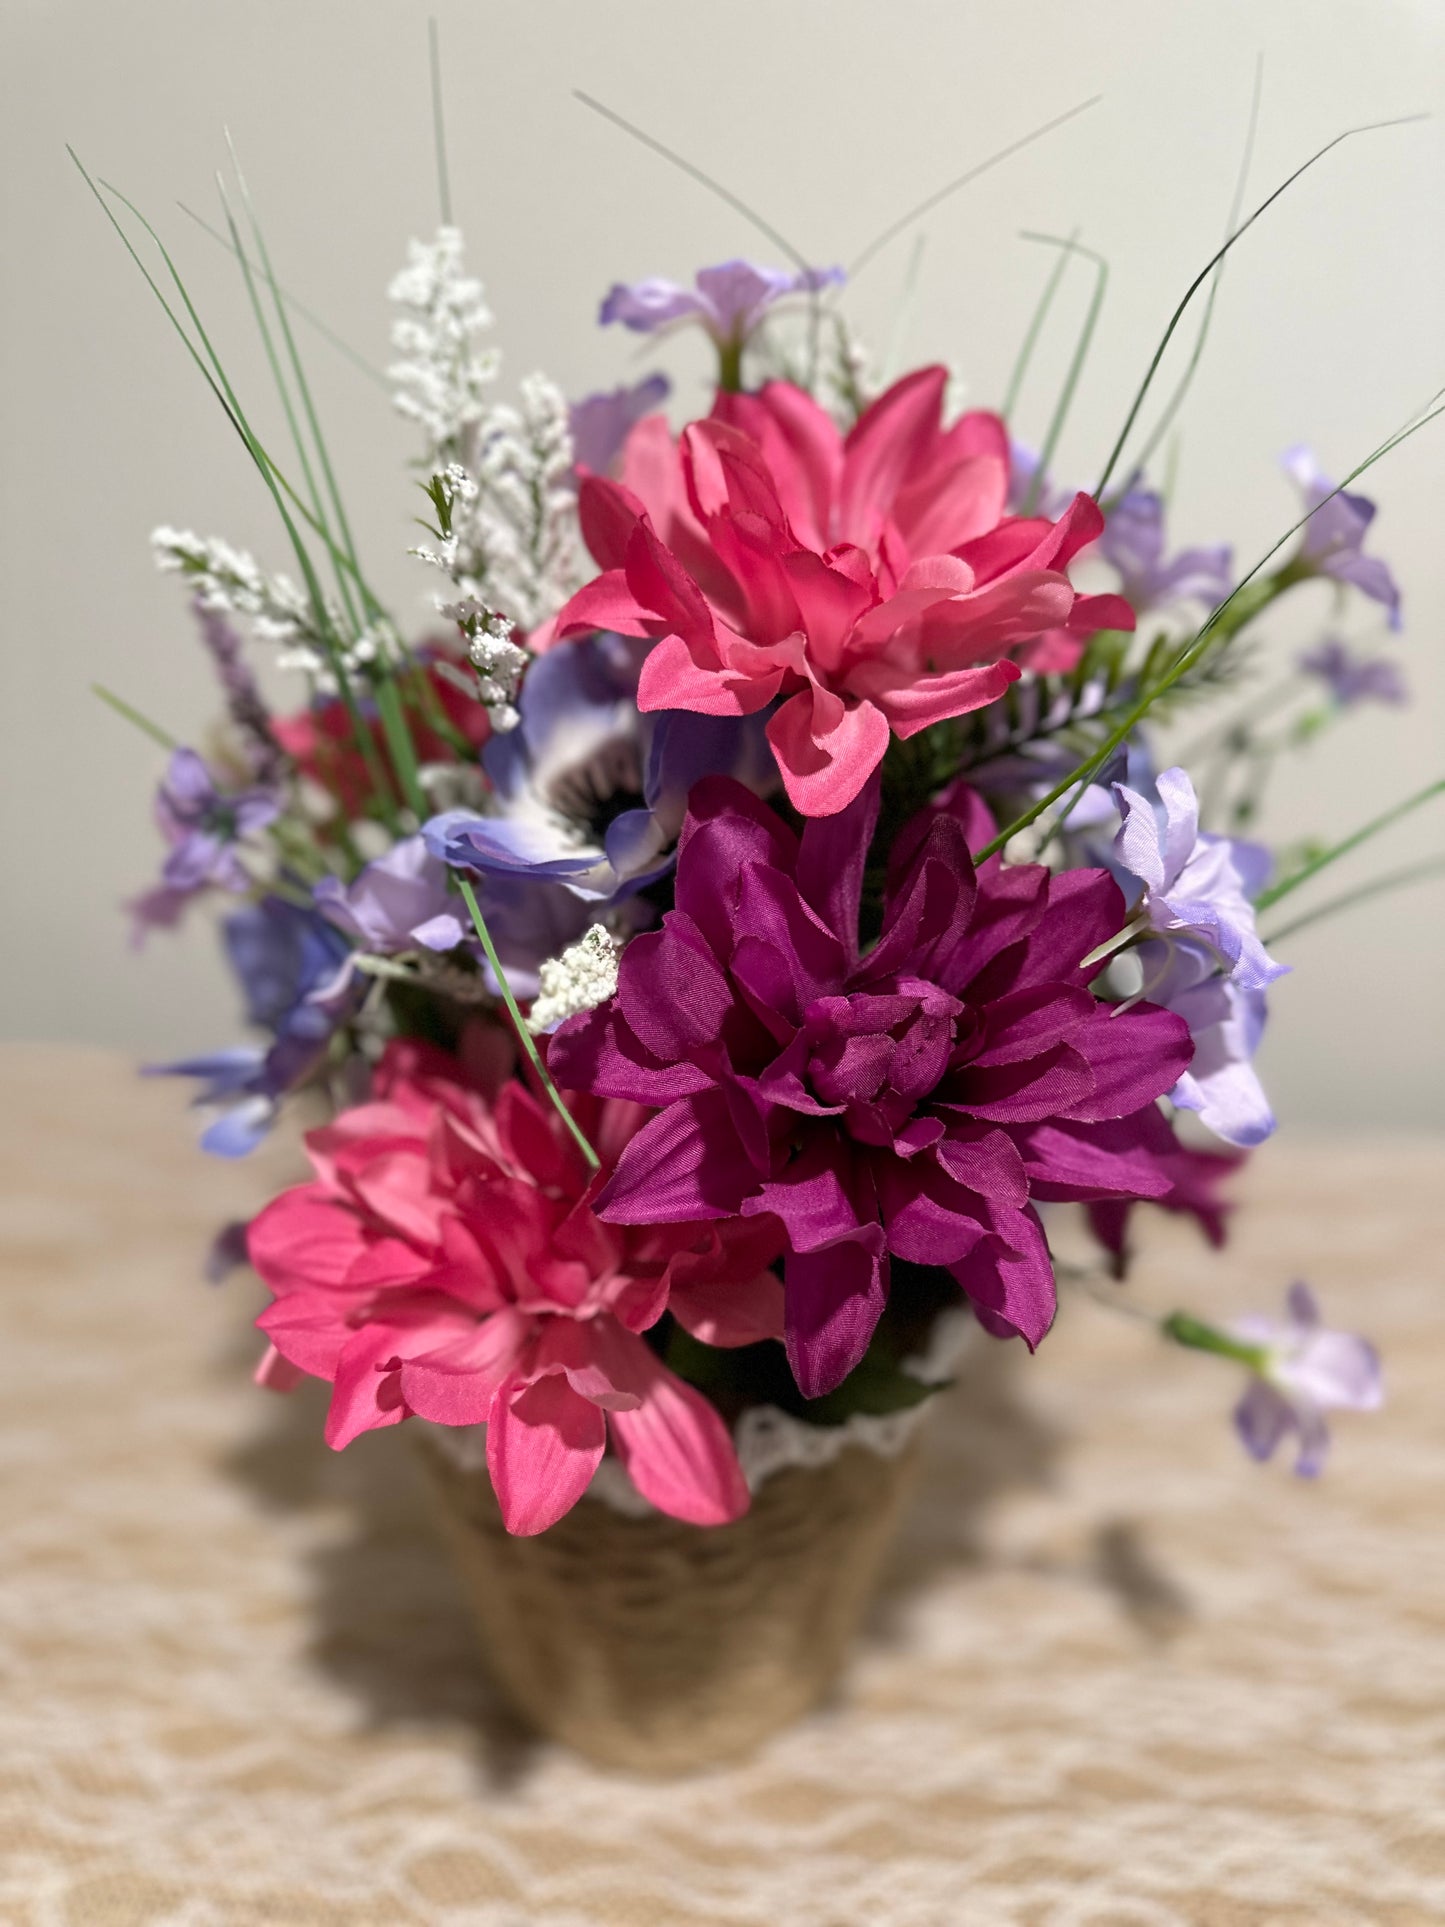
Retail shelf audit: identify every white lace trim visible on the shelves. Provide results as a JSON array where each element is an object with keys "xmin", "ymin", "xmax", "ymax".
[{"xmin": 421, "ymin": 1308, "xmax": 975, "ymax": 1516}]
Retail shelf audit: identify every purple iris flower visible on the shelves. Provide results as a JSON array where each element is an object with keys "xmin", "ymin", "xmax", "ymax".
[
  {"xmin": 1232, "ymin": 1282, "xmax": 1382, "ymax": 1476},
  {"xmin": 1098, "ymin": 487, "xmax": 1233, "ymax": 619},
  {"xmin": 147, "ymin": 897, "xmax": 360, "ymax": 1157},
  {"xmin": 1298, "ymin": 637, "xmax": 1408, "ymax": 708},
  {"xmin": 1282, "ymin": 446, "xmax": 1402, "ymax": 629},
  {"xmin": 1135, "ymin": 937, "xmax": 1275, "ymax": 1147},
  {"xmin": 569, "ymin": 374, "xmax": 670, "ymax": 477},
  {"xmin": 314, "ymin": 835, "xmax": 470, "ymax": 957},
  {"xmin": 128, "ymin": 748, "xmax": 282, "ymax": 944},
  {"xmin": 552, "ymin": 773, "xmax": 1195, "ymax": 1399},
  {"xmin": 424, "ymin": 631, "xmax": 774, "ymax": 907},
  {"xmin": 1113, "ymin": 767, "xmax": 1287, "ymax": 993},
  {"xmin": 599, "ymin": 260, "xmax": 844, "ymax": 348}
]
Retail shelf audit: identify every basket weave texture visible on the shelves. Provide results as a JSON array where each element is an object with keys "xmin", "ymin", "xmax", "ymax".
[{"xmin": 413, "ymin": 1427, "xmax": 921, "ymax": 1773}]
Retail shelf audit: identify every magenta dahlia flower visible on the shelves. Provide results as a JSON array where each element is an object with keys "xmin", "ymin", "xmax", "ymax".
[
  {"xmin": 247, "ymin": 1038, "xmax": 785, "ymax": 1534},
  {"xmin": 549, "ymin": 367, "xmax": 1134, "ymax": 817},
  {"xmin": 551, "ymin": 776, "xmax": 1194, "ymax": 1397}
]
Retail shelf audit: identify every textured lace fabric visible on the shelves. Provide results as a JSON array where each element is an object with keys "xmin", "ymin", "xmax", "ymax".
[{"xmin": 4, "ymin": 1042, "xmax": 1445, "ymax": 1927}]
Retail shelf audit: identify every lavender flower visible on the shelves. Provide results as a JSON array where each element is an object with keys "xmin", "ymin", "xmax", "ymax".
[
  {"xmin": 128, "ymin": 748, "xmax": 282, "ymax": 944},
  {"xmin": 1136, "ymin": 937, "xmax": 1275, "ymax": 1147},
  {"xmin": 1113, "ymin": 767, "xmax": 1287, "ymax": 992},
  {"xmin": 568, "ymin": 374, "xmax": 670, "ymax": 477},
  {"xmin": 1282, "ymin": 447, "xmax": 1402, "ymax": 629},
  {"xmin": 1098, "ymin": 486, "xmax": 1233, "ymax": 619},
  {"xmin": 599, "ymin": 260, "xmax": 844, "ymax": 351},
  {"xmin": 193, "ymin": 599, "xmax": 286, "ymax": 783},
  {"xmin": 1231, "ymin": 1283, "xmax": 1383, "ymax": 1476},
  {"xmin": 147, "ymin": 897, "xmax": 361, "ymax": 1157},
  {"xmin": 1298, "ymin": 637, "xmax": 1408, "ymax": 708},
  {"xmin": 314, "ymin": 835, "xmax": 471, "ymax": 957}
]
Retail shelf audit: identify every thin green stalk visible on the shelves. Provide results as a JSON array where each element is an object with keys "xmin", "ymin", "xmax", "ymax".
[
  {"xmin": 974, "ymin": 392, "xmax": 1445, "ymax": 864},
  {"xmin": 1254, "ymin": 778, "xmax": 1445, "ymax": 912},
  {"xmin": 1162, "ymin": 1312, "xmax": 1267, "ymax": 1370},
  {"xmin": 1019, "ymin": 233, "xmax": 1107, "ymax": 513},
  {"xmin": 1262, "ymin": 855, "xmax": 1445, "ymax": 945},
  {"xmin": 1123, "ymin": 55, "xmax": 1265, "ymax": 489},
  {"xmin": 1093, "ymin": 112, "xmax": 1428, "ymax": 502},
  {"xmin": 456, "ymin": 878, "xmax": 600, "ymax": 1171},
  {"xmin": 373, "ymin": 676, "xmax": 427, "ymax": 818},
  {"xmin": 224, "ymin": 135, "xmax": 370, "ymax": 627},
  {"xmin": 177, "ymin": 203, "xmax": 389, "ymax": 388},
  {"xmin": 1002, "ymin": 226, "xmax": 1076, "ymax": 422},
  {"xmin": 92, "ymin": 682, "xmax": 179, "ymax": 752},
  {"xmin": 214, "ymin": 175, "xmax": 356, "ymax": 628},
  {"xmin": 881, "ymin": 233, "xmax": 928, "ymax": 385},
  {"xmin": 845, "ymin": 95, "xmax": 1103, "ymax": 280},
  {"xmin": 75, "ymin": 153, "xmax": 399, "ymax": 828},
  {"xmin": 428, "ymin": 17, "xmax": 452, "ymax": 226}
]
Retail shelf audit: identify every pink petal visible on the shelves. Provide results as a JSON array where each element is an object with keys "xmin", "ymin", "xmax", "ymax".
[
  {"xmin": 603, "ymin": 1338, "xmax": 750, "ymax": 1526},
  {"xmin": 668, "ymin": 1263, "xmax": 786, "ymax": 1347},
  {"xmin": 486, "ymin": 1372, "xmax": 606, "ymax": 1535},
  {"xmin": 766, "ymin": 685, "xmax": 891, "ymax": 817},
  {"xmin": 398, "ymin": 1306, "xmax": 532, "ymax": 1425}
]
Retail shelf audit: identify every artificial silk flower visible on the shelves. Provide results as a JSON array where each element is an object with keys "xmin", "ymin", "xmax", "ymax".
[
  {"xmin": 127, "ymin": 747, "xmax": 282, "ymax": 943},
  {"xmin": 553, "ymin": 367, "xmax": 1133, "ymax": 816},
  {"xmin": 1113, "ymin": 766, "xmax": 1287, "ymax": 993},
  {"xmin": 1231, "ymin": 1282, "xmax": 1383, "ymax": 1476},
  {"xmin": 1282, "ymin": 446, "xmax": 1402, "ymax": 630},
  {"xmin": 568, "ymin": 374, "xmax": 671, "ymax": 479},
  {"xmin": 1297, "ymin": 637, "xmax": 1408, "ymax": 708},
  {"xmin": 551, "ymin": 773, "xmax": 1194, "ymax": 1398},
  {"xmin": 314, "ymin": 835, "xmax": 472, "ymax": 959},
  {"xmin": 1086, "ymin": 1140, "xmax": 1245, "ymax": 1278},
  {"xmin": 599, "ymin": 260, "xmax": 844, "ymax": 351},
  {"xmin": 148, "ymin": 897, "xmax": 362, "ymax": 1156},
  {"xmin": 1098, "ymin": 485, "xmax": 1234, "ymax": 620},
  {"xmin": 248, "ymin": 1038, "xmax": 784, "ymax": 1533},
  {"xmin": 1135, "ymin": 938, "xmax": 1275, "ymax": 1148},
  {"xmin": 423, "ymin": 631, "xmax": 774, "ymax": 906}
]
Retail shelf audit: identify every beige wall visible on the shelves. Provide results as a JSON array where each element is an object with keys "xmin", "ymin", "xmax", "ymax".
[{"xmin": 2, "ymin": 0, "xmax": 1441, "ymax": 1132}]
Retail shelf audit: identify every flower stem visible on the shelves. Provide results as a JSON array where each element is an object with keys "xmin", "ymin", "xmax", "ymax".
[
  {"xmin": 1253, "ymin": 777, "xmax": 1445, "ymax": 912},
  {"xmin": 455, "ymin": 877, "xmax": 600, "ymax": 1171},
  {"xmin": 1162, "ymin": 1311, "xmax": 1267, "ymax": 1370}
]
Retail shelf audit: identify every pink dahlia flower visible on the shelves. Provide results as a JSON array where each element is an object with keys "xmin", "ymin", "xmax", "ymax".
[
  {"xmin": 550, "ymin": 366, "xmax": 1133, "ymax": 816},
  {"xmin": 551, "ymin": 776, "xmax": 1194, "ymax": 1398},
  {"xmin": 248, "ymin": 1038, "xmax": 784, "ymax": 1534}
]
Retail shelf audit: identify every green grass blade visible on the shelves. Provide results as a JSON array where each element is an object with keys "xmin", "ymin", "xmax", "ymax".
[
  {"xmin": 1002, "ymin": 226, "xmax": 1076, "ymax": 422},
  {"xmin": 1254, "ymin": 779, "xmax": 1445, "ymax": 912},
  {"xmin": 1018, "ymin": 233, "xmax": 1107, "ymax": 513},
  {"xmin": 429, "ymin": 17, "xmax": 452, "ymax": 225},
  {"xmin": 1262, "ymin": 854, "xmax": 1445, "ymax": 945},
  {"xmin": 92, "ymin": 682, "xmax": 179, "ymax": 752},
  {"xmin": 1123, "ymin": 56, "xmax": 1265, "ymax": 489},
  {"xmin": 846, "ymin": 95, "xmax": 1103, "ymax": 280},
  {"xmin": 456, "ymin": 878, "xmax": 600, "ymax": 1171},
  {"xmin": 177, "ymin": 203, "xmax": 388, "ymax": 389},
  {"xmin": 973, "ymin": 389, "xmax": 1445, "ymax": 863},
  {"xmin": 1093, "ymin": 112, "xmax": 1428, "ymax": 502}
]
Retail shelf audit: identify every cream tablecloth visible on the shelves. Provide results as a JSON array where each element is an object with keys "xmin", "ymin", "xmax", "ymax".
[{"xmin": 3, "ymin": 1042, "xmax": 1443, "ymax": 1926}]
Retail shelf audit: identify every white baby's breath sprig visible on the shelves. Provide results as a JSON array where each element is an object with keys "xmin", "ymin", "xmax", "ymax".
[
  {"xmin": 153, "ymin": 525, "xmax": 328, "ymax": 673},
  {"xmin": 526, "ymin": 924, "xmax": 622, "ymax": 1035},
  {"xmin": 388, "ymin": 227, "xmax": 499, "ymax": 467}
]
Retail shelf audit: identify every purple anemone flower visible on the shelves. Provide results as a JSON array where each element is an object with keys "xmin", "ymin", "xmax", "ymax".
[
  {"xmin": 1098, "ymin": 487, "xmax": 1233, "ymax": 619},
  {"xmin": 1232, "ymin": 1282, "xmax": 1383, "ymax": 1476},
  {"xmin": 551, "ymin": 774, "xmax": 1195, "ymax": 1398},
  {"xmin": 1135, "ymin": 937, "xmax": 1275, "ymax": 1147},
  {"xmin": 424, "ymin": 631, "xmax": 774, "ymax": 907},
  {"xmin": 1282, "ymin": 446, "xmax": 1402, "ymax": 629},
  {"xmin": 569, "ymin": 375, "xmax": 671, "ymax": 477},
  {"xmin": 1113, "ymin": 767, "xmax": 1287, "ymax": 993},
  {"xmin": 147, "ymin": 897, "xmax": 361, "ymax": 1156},
  {"xmin": 1298, "ymin": 637, "xmax": 1408, "ymax": 708},
  {"xmin": 128, "ymin": 747, "xmax": 282, "ymax": 944},
  {"xmin": 599, "ymin": 260, "xmax": 844, "ymax": 349},
  {"xmin": 315, "ymin": 835, "xmax": 470, "ymax": 958}
]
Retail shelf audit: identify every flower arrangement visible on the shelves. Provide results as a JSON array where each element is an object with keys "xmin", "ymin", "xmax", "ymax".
[{"xmin": 80, "ymin": 76, "xmax": 1436, "ymax": 1755}]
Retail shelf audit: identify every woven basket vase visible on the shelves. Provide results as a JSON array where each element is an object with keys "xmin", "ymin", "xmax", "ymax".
[{"xmin": 412, "ymin": 1426, "xmax": 921, "ymax": 1773}]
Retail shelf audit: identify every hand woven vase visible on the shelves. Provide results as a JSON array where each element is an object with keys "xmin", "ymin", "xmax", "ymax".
[{"xmin": 412, "ymin": 1426, "xmax": 920, "ymax": 1773}]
